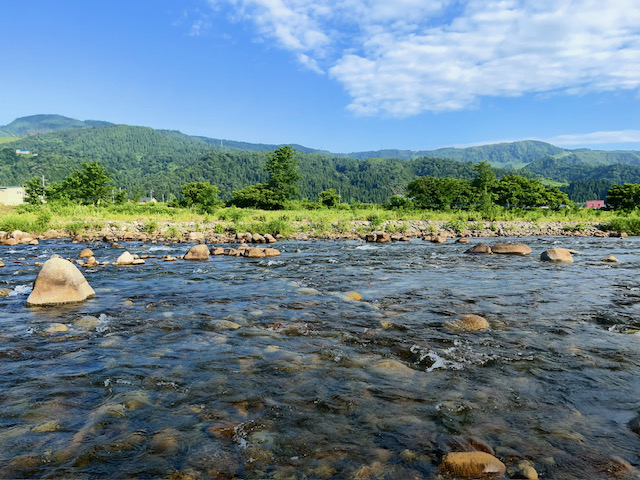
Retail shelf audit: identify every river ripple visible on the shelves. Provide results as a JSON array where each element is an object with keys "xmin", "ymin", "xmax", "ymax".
[{"xmin": 1, "ymin": 237, "xmax": 640, "ymax": 479}]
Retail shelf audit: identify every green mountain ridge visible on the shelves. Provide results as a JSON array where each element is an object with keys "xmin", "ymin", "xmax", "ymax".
[
  {"xmin": 2, "ymin": 114, "xmax": 640, "ymax": 203},
  {"xmin": 0, "ymin": 114, "xmax": 113, "ymax": 137}
]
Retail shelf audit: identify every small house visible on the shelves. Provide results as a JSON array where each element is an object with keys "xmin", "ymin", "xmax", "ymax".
[{"xmin": 0, "ymin": 186, "xmax": 26, "ymax": 205}]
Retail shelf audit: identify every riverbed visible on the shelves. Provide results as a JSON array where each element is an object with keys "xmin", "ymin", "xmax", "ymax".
[{"xmin": 1, "ymin": 237, "xmax": 639, "ymax": 479}]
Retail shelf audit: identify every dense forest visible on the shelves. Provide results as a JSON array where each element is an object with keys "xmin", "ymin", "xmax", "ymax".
[
  {"xmin": 3, "ymin": 115, "xmax": 640, "ymax": 204},
  {"xmin": 0, "ymin": 125, "xmax": 542, "ymax": 203}
]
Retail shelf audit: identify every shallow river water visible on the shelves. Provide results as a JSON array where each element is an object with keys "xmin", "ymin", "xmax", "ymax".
[{"xmin": 2, "ymin": 237, "xmax": 640, "ymax": 479}]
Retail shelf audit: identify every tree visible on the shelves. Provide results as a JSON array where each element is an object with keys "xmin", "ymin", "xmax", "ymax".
[
  {"xmin": 180, "ymin": 182, "xmax": 222, "ymax": 212},
  {"xmin": 318, "ymin": 188, "xmax": 341, "ymax": 208},
  {"xmin": 407, "ymin": 176, "xmax": 472, "ymax": 210},
  {"xmin": 230, "ymin": 183, "xmax": 276, "ymax": 209},
  {"xmin": 265, "ymin": 146, "xmax": 301, "ymax": 207},
  {"xmin": 471, "ymin": 161, "xmax": 497, "ymax": 210},
  {"xmin": 24, "ymin": 177, "xmax": 46, "ymax": 204},
  {"xmin": 606, "ymin": 183, "xmax": 640, "ymax": 211},
  {"xmin": 59, "ymin": 161, "xmax": 113, "ymax": 205}
]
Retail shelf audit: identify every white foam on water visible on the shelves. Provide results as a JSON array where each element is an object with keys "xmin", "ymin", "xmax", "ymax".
[
  {"xmin": 9, "ymin": 285, "xmax": 32, "ymax": 296},
  {"xmin": 355, "ymin": 244, "xmax": 377, "ymax": 250}
]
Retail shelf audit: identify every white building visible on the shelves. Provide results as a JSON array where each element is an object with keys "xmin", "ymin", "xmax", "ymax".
[{"xmin": 0, "ymin": 186, "xmax": 26, "ymax": 205}]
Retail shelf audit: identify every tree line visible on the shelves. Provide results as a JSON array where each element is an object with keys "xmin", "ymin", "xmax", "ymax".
[{"xmin": 25, "ymin": 149, "xmax": 640, "ymax": 213}]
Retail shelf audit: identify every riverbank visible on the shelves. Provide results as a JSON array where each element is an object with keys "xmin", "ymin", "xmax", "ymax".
[{"xmin": 0, "ymin": 218, "xmax": 623, "ymax": 246}]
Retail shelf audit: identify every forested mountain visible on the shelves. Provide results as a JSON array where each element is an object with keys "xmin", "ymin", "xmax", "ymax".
[
  {"xmin": 344, "ymin": 140, "xmax": 566, "ymax": 169},
  {"xmin": 0, "ymin": 114, "xmax": 112, "ymax": 137},
  {"xmin": 2, "ymin": 114, "xmax": 640, "ymax": 203},
  {"xmin": 0, "ymin": 125, "xmax": 535, "ymax": 203}
]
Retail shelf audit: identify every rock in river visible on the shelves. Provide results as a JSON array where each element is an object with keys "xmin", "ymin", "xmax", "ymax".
[
  {"xmin": 26, "ymin": 255, "xmax": 95, "ymax": 306},
  {"xmin": 465, "ymin": 243, "xmax": 493, "ymax": 254},
  {"xmin": 185, "ymin": 244, "xmax": 210, "ymax": 260},
  {"xmin": 115, "ymin": 251, "xmax": 135, "ymax": 265},
  {"xmin": 491, "ymin": 243, "xmax": 531, "ymax": 255},
  {"xmin": 540, "ymin": 248, "xmax": 574, "ymax": 263},
  {"xmin": 445, "ymin": 314, "xmax": 490, "ymax": 331},
  {"xmin": 439, "ymin": 451, "xmax": 506, "ymax": 479}
]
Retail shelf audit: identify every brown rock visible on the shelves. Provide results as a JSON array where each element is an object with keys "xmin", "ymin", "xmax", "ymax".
[
  {"xmin": 263, "ymin": 248, "xmax": 281, "ymax": 257},
  {"xmin": 264, "ymin": 233, "xmax": 277, "ymax": 243},
  {"xmin": 446, "ymin": 314, "xmax": 490, "ymax": 331},
  {"xmin": 456, "ymin": 238, "xmax": 469, "ymax": 244},
  {"xmin": 26, "ymin": 255, "xmax": 95, "ymax": 306},
  {"xmin": 491, "ymin": 243, "xmax": 531, "ymax": 255},
  {"xmin": 601, "ymin": 255, "xmax": 620, "ymax": 263},
  {"xmin": 431, "ymin": 235, "xmax": 447, "ymax": 244},
  {"xmin": 540, "ymin": 248, "xmax": 574, "ymax": 263},
  {"xmin": 211, "ymin": 247, "xmax": 225, "ymax": 255},
  {"xmin": 79, "ymin": 248, "xmax": 94, "ymax": 258},
  {"xmin": 252, "ymin": 233, "xmax": 266, "ymax": 243},
  {"xmin": 185, "ymin": 244, "xmax": 210, "ymax": 260},
  {"xmin": 344, "ymin": 291, "xmax": 362, "ymax": 301},
  {"xmin": 465, "ymin": 243, "xmax": 493, "ymax": 254},
  {"xmin": 440, "ymin": 451, "xmax": 506, "ymax": 479},
  {"xmin": 1, "ymin": 238, "xmax": 19, "ymax": 246},
  {"xmin": 244, "ymin": 247, "xmax": 267, "ymax": 258}
]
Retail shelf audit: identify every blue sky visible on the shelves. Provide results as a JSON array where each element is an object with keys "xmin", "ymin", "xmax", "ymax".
[{"xmin": 1, "ymin": 0, "xmax": 639, "ymax": 153}]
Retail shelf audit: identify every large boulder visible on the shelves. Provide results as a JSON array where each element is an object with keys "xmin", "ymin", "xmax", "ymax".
[
  {"xmin": 491, "ymin": 243, "xmax": 531, "ymax": 255},
  {"xmin": 26, "ymin": 255, "xmax": 95, "ymax": 306},
  {"xmin": 185, "ymin": 244, "xmax": 210, "ymax": 260},
  {"xmin": 465, "ymin": 243, "xmax": 493, "ymax": 254},
  {"xmin": 541, "ymin": 248, "xmax": 574, "ymax": 263},
  {"xmin": 439, "ymin": 452, "xmax": 506, "ymax": 479}
]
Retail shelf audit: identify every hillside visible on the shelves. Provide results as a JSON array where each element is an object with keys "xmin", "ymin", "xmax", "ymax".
[
  {"xmin": 343, "ymin": 140, "xmax": 566, "ymax": 169},
  {"xmin": 0, "ymin": 114, "xmax": 113, "ymax": 137},
  {"xmin": 0, "ymin": 124, "xmax": 538, "ymax": 203},
  {"xmin": 2, "ymin": 114, "xmax": 640, "ymax": 203}
]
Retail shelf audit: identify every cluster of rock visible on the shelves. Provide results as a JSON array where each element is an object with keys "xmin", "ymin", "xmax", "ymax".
[
  {"xmin": 23, "ymin": 239, "xmax": 283, "ymax": 306},
  {"xmin": 0, "ymin": 230, "xmax": 39, "ymax": 246},
  {"xmin": 364, "ymin": 232, "xmax": 410, "ymax": 243}
]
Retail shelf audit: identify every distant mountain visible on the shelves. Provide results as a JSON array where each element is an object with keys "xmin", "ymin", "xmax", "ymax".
[
  {"xmin": 3, "ymin": 113, "xmax": 640, "ymax": 203},
  {"xmin": 0, "ymin": 123, "xmax": 535, "ymax": 203},
  {"xmin": 343, "ymin": 140, "xmax": 567, "ymax": 169},
  {"xmin": 0, "ymin": 114, "xmax": 113, "ymax": 137}
]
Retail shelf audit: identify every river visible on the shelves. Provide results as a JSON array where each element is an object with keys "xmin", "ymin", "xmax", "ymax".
[{"xmin": 1, "ymin": 236, "xmax": 639, "ymax": 479}]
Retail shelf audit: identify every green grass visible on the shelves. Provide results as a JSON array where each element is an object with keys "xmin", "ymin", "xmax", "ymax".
[
  {"xmin": 0, "ymin": 137, "xmax": 19, "ymax": 144},
  {"xmin": 2, "ymin": 202, "xmax": 623, "ymax": 237}
]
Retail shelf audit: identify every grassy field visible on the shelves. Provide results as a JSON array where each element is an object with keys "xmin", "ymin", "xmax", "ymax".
[
  {"xmin": 0, "ymin": 202, "xmax": 632, "ymax": 237},
  {"xmin": 0, "ymin": 137, "xmax": 19, "ymax": 144}
]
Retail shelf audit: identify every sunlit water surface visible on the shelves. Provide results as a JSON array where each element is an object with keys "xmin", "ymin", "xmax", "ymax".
[{"xmin": 1, "ymin": 237, "xmax": 640, "ymax": 479}]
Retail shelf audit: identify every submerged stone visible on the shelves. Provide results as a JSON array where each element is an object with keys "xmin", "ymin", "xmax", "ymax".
[
  {"xmin": 445, "ymin": 314, "xmax": 490, "ymax": 332},
  {"xmin": 439, "ymin": 451, "xmax": 506, "ymax": 479}
]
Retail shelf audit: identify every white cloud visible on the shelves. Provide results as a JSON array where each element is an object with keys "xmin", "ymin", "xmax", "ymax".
[
  {"xmin": 548, "ymin": 129, "xmax": 640, "ymax": 146},
  {"xmin": 207, "ymin": 0, "xmax": 640, "ymax": 116}
]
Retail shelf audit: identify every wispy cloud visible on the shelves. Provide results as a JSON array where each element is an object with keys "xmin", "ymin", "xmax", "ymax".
[
  {"xmin": 547, "ymin": 129, "xmax": 640, "ymax": 146},
  {"xmin": 207, "ymin": 0, "xmax": 640, "ymax": 116}
]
